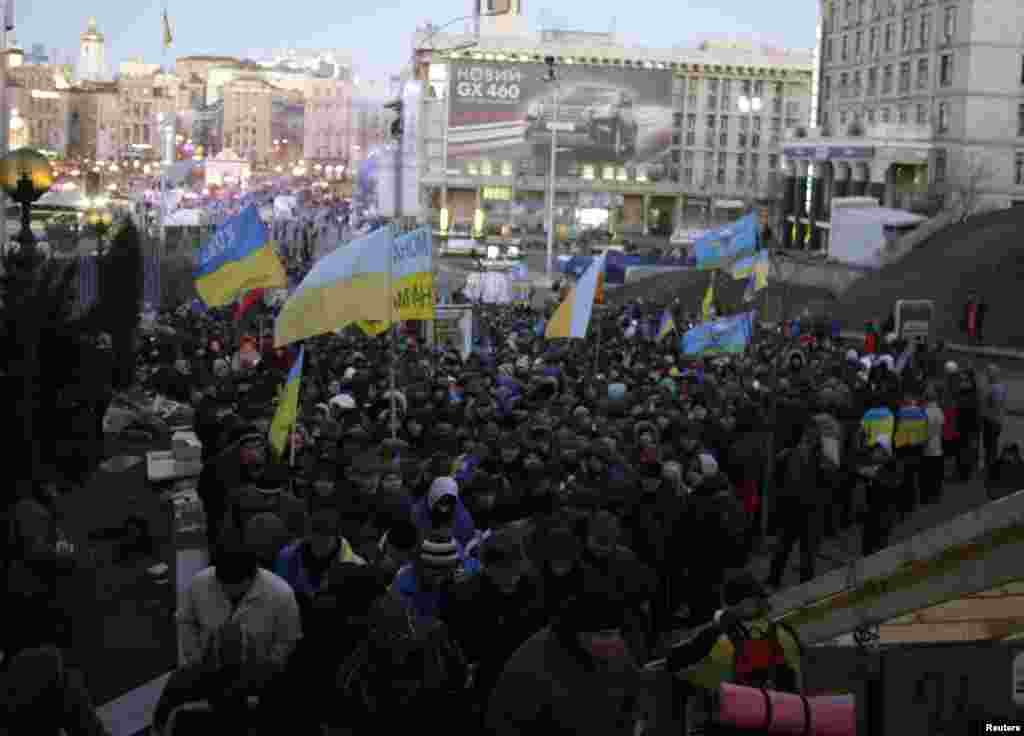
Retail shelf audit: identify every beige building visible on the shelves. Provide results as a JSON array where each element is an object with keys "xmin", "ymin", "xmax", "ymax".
[
  {"xmin": 175, "ymin": 55, "xmax": 242, "ymax": 86},
  {"xmin": 414, "ymin": 25, "xmax": 813, "ymax": 234},
  {"xmin": 116, "ymin": 71, "xmax": 198, "ymax": 160},
  {"xmin": 66, "ymin": 81, "xmax": 120, "ymax": 160},
  {"xmin": 783, "ymin": 0, "xmax": 1024, "ymax": 249},
  {"xmin": 7, "ymin": 61, "xmax": 70, "ymax": 154},
  {"xmin": 221, "ymin": 75, "xmax": 302, "ymax": 164}
]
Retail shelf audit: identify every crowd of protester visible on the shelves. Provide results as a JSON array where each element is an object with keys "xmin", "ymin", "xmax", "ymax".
[{"xmin": 2, "ymin": 261, "xmax": 1018, "ymax": 735}]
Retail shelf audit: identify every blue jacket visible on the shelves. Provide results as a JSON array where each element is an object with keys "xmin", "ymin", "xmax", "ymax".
[
  {"xmin": 273, "ymin": 536, "xmax": 365, "ymax": 598},
  {"xmin": 391, "ymin": 559, "xmax": 481, "ymax": 628},
  {"xmin": 411, "ymin": 495, "xmax": 477, "ymax": 546}
]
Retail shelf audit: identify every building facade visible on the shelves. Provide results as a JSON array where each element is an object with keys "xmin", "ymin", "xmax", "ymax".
[
  {"xmin": 295, "ymin": 78, "xmax": 352, "ymax": 164},
  {"xmin": 781, "ymin": 0, "xmax": 1024, "ymax": 250},
  {"xmin": 78, "ymin": 18, "xmax": 106, "ymax": 82},
  {"xmin": 67, "ymin": 81, "xmax": 120, "ymax": 160},
  {"xmin": 7, "ymin": 61, "xmax": 70, "ymax": 154},
  {"xmin": 116, "ymin": 72, "xmax": 189, "ymax": 161},
  {"xmin": 413, "ymin": 28, "xmax": 813, "ymax": 234},
  {"xmin": 221, "ymin": 75, "xmax": 305, "ymax": 164}
]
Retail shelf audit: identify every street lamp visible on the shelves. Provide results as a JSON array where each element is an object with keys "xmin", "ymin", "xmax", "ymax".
[
  {"xmin": 0, "ymin": 147, "xmax": 54, "ymax": 260},
  {"xmin": 541, "ymin": 56, "xmax": 561, "ymax": 283},
  {"xmin": 85, "ymin": 205, "xmax": 113, "ymax": 255}
]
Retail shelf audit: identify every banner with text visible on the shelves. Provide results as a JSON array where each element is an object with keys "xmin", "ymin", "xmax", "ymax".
[
  {"xmin": 392, "ymin": 226, "xmax": 435, "ymax": 321},
  {"xmin": 448, "ymin": 61, "xmax": 673, "ymax": 177}
]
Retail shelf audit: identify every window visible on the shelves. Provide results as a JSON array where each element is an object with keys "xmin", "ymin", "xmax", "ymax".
[
  {"xmin": 868, "ymin": 67, "xmax": 878, "ymax": 95},
  {"xmin": 716, "ymin": 168, "xmax": 726, "ymax": 185},
  {"xmin": 738, "ymin": 132, "xmax": 747, "ymax": 147},
  {"xmin": 686, "ymin": 131, "xmax": 696, "ymax": 146},
  {"xmin": 1016, "ymin": 152, "xmax": 1024, "ymax": 186},
  {"xmin": 708, "ymin": 78, "xmax": 719, "ymax": 92},
  {"xmin": 942, "ymin": 7, "xmax": 956, "ymax": 41},
  {"xmin": 866, "ymin": 107, "xmax": 875, "ymax": 123},
  {"xmin": 771, "ymin": 117, "xmax": 782, "ymax": 132},
  {"xmin": 840, "ymin": 72, "xmax": 850, "ymax": 97},
  {"xmin": 688, "ymin": 93, "xmax": 697, "ymax": 107},
  {"xmin": 883, "ymin": 65, "xmax": 894, "ymax": 93},
  {"xmin": 672, "ymin": 150, "xmax": 681, "ymax": 164},
  {"xmin": 937, "ymin": 101, "xmax": 949, "ymax": 132},
  {"xmin": 684, "ymin": 168, "xmax": 694, "ymax": 184},
  {"xmin": 737, "ymin": 153, "xmax": 747, "ymax": 169},
  {"xmin": 723, "ymin": 79, "xmax": 733, "ymax": 96},
  {"xmin": 672, "ymin": 133, "xmax": 681, "ymax": 145},
  {"xmin": 736, "ymin": 169, "xmax": 746, "ymax": 188},
  {"xmin": 939, "ymin": 53, "xmax": 953, "ymax": 87},
  {"xmin": 823, "ymin": 76, "xmax": 832, "ymax": 100},
  {"xmin": 720, "ymin": 131, "xmax": 729, "ymax": 147},
  {"xmin": 673, "ymin": 111, "xmax": 684, "ymax": 127},
  {"xmin": 752, "ymin": 134, "xmax": 761, "ymax": 148},
  {"xmin": 754, "ymin": 80, "xmax": 764, "ymax": 96},
  {"xmin": 581, "ymin": 164, "xmax": 595, "ymax": 180},
  {"xmin": 1018, "ymin": 104, "xmax": 1024, "ymax": 137},
  {"xmin": 773, "ymin": 97, "xmax": 783, "ymax": 115},
  {"xmin": 824, "ymin": 37, "xmax": 833, "ymax": 63},
  {"xmin": 858, "ymin": 0, "xmax": 867, "ymax": 22},
  {"xmin": 739, "ymin": 117, "xmax": 750, "ymax": 131},
  {"xmin": 684, "ymin": 151, "xmax": 694, "ymax": 166},
  {"xmin": 919, "ymin": 13, "xmax": 931, "ymax": 48},
  {"xmin": 901, "ymin": 17, "xmax": 912, "ymax": 50},
  {"xmin": 706, "ymin": 115, "xmax": 716, "ymax": 129},
  {"xmin": 775, "ymin": 81, "xmax": 784, "ymax": 97},
  {"xmin": 855, "ymin": 31, "xmax": 864, "ymax": 58},
  {"xmin": 769, "ymin": 154, "xmax": 779, "ymax": 169},
  {"xmin": 753, "ymin": 117, "xmax": 762, "ymax": 131},
  {"xmin": 709, "ymin": 95, "xmax": 718, "ymax": 109},
  {"xmin": 916, "ymin": 103, "xmax": 928, "ymax": 124},
  {"xmin": 898, "ymin": 104, "xmax": 908, "ymax": 122},
  {"xmin": 917, "ymin": 58, "xmax": 929, "ymax": 89},
  {"xmin": 841, "ymin": 35, "xmax": 849, "ymax": 61},
  {"xmin": 602, "ymin": 165, "xmax": 616, "ymax": 181},
  {"xmin": 884, "ymin": 23, "xmax": 894, "ymax": 52},
  {"xmin": 840, "ymin": 110, "xmax": 849, "ymax": 125},
  {"xmin": 751, "ymin": 153, "xmax": 760, "ymax": 169},
  {"xmin": 706, "ymin": 131, "xmax": 716, "ymax": 147},
  {"xmin": 869, "ymin": 27, "xmax": 879, "ymax": 56},
  {"xmin": 853, "ymin": 70, "xmax": 863, "ymax": 96},
  {"xmin": 881, "ymin": 107, "xmax": 891, "ymax": 122},
  {"xmin": 899, "ymin": 62, "xmax": 911, "ymax": 92},
  {"xmin": 687, "ymin": 113, "xmax": 697, "ymax": 130}
]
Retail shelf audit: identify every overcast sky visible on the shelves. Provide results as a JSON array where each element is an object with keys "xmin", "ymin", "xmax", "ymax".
[{"xmin": 19, "ymin": 0, "xmax": 817, "ymax": 77}]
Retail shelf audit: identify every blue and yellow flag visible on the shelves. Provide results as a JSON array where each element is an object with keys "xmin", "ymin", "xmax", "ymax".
[
  {"xmin": 269, "ymin": 346, "xmax": 304, "ymax": 459},
  {"xmin": 195, "ymin": 205, "xmax": 286, "ymax": 307},
  {"xmin": 861, "ymin": 407, "xmax": 895, "ymax": 451},
  {"xmin": 702, "ymin": 281, "xmax": 715, "ymax": 322},
  {"xmin": 355, "ymin": 320, "xmax": 393, "ymax": 337},
  {"xmin": 681, "ymin": 311, "xmax": 754, "ymax": 357},
  {"xmin": 546, "ymin": 254, "xmax": 605, "ymax": 339},
  {"xmin": 656, "ymin": 309, "xmax": 676, "ymax": 341},
  {"xmin": 894, "ymin": 405, "xmax": 929, "ymax": 449}
]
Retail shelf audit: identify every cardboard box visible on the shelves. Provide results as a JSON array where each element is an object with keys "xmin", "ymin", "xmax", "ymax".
[{"xmin": 172, "ymin": 431, "xmax": 202, "ymax": 462}]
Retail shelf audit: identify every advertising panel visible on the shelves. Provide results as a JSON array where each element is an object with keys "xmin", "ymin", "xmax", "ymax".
[{"xmin": 448, "ymin": 61, "xmax": 673, "ymax": 173}]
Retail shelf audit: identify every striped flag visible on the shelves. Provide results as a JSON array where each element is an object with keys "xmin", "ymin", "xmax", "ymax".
[{"xmin": 162, "ymin": 9, "xmax": 174, "ymax": 48}]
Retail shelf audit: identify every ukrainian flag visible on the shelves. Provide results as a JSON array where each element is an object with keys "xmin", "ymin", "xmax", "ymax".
[
  {"xmin": 702, "ymin": 281, "xmax": 715, "ymax": 321},
  {"xmin": 546, "ymin": 254, "xmax": 606, "ymax": 339},
  {"xmin": 695, "ymin": 214, "xmax": 759, "ymax": 271},
  {"xmin": 656, "ymin": 309, "xmax": 676, "ymax": 341},
  {"xmin": 861, "ymin": 407, "xmax": 895, "ymax": 451},
  {"xmin": 894, "ymin": 405, "xmax": 929, "ymax": 449},
  {"xmin": 269, "ymin": 346, "xmax": 304, "ymax": 459},
  {"xmin": 731, "ymin": 250, "xmax": 771, "ymax": 284},
  {"xmin": 194, "ymin": 205, "xmax": 286, "ymax": 307},
  {"xmin": 274, "ymin": 228, "xmax": 393, "ymax": 348}
]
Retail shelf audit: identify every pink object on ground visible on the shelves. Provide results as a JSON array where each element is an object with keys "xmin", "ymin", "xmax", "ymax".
[{"xmin": 717, "ymin": 682, "xmax": 857, "ymax": 736}]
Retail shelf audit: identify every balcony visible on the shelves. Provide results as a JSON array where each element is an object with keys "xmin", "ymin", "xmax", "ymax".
[{"xmin": 783, "ymin": 122, "xmax": 935, "ymax": 143}]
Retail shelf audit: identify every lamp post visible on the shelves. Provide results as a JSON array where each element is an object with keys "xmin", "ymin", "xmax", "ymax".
[
  {"xmin": 542, "ymin": 56, "xmax": 559, "ymax": 283},
  {"xmin": 0, "ymin": 147, "xmax": 54, "ymax": 262},
  {"xmin": 85, "ymin": 205, "xmax": 113, "ymax": 256}
]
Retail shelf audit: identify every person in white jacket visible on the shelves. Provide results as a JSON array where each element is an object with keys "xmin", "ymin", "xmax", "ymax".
[{"xmin": 152, "ymin": 533, "xmax": 302, "ymax": 735}]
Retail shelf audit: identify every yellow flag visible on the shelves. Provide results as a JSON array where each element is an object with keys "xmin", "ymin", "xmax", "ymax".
[
  {"xmin": 702, "ymin": 281, "xmax": 715, "ymax": 321},
  {"xmin": 162, "ymin": 10, "xmax": 174, "ymax": 48},
  {"xmin": 356, "ymin": 320, "xmax": 393, "ymax": 337}
]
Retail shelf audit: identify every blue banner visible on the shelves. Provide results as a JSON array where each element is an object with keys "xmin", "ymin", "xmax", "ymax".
[
  {"xmin": 695, "ymin": 214, "xmax": 759, "ymax": 271},
  {"xmin": 680, "ymin": 311, "xmax": 755, "ymax": 356}
]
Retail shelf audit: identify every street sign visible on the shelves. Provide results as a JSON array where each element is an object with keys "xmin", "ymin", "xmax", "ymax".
[{"xmin": 546, "ymin": 122, "xmax": 575, "ymax": 132}]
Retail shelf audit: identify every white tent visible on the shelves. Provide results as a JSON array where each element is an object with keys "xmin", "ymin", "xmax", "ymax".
[
  {"xmin": 830, "ymin": 207, "xmax": 926, "ymax": 268},
  {"xmin": 36, "ymin": 189, "xmax": 89, "ymax": 209}
]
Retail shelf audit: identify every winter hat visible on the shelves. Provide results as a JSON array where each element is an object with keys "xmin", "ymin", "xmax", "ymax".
[
  {"xmin": 698, "ymin": 453, "xmax": 719, "ymax": 477},
  {"xmin": 428, "ymin": 476, "xmax": 459, "ymax": 510},
  {"xmin": 420, "ymin": 535, "xmax": 459, "ymax": 569}
]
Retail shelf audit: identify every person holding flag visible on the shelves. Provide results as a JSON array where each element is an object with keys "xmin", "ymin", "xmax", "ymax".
[
  {"xmin": 195, "ymin": 205, "xmax": 287, "ymax": 309},
  {"xmin": 269, "ymin": 347, "xmax": 305, "ymax": 464}
]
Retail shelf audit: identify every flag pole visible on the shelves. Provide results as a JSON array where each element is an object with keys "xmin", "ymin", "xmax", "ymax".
[{"xmin": 388, "ymin": 226, "xmax": 398, "ymax": 441}]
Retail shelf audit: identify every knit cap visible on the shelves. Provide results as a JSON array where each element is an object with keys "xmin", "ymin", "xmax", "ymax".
[
  {"xmin": 420, "ymin": 536, "xmax": 460, "ymax": 569},
  {"xmin": 428, "ymin": 476, "xmax": 459, "ymax": 510}
]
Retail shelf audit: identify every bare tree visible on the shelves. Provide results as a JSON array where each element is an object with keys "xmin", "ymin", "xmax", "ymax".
[{"xmin": 942, "ymin": 151, "xmax": 995, "ymax": 223}]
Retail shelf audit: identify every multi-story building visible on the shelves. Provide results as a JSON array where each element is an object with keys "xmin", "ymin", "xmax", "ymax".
[
  {"xmin": 67, "ymin": 80, "xmax": 120, "ymax": 160},
  {"xmin": 221, "ymin": 75, "xmax": 303, "ymax": 164},
  {"xmin": 116, "ymin": 71, "xmax": 189, "ymax": 161},
  {"xmin": 349, "ymin": 77, "xmax": 393, "ymax": 167},
  {"xmin": 783, "ymin": 0, "xmax": 1024, "ymax": 250},
  {"xmin": 175, "ymin": 55, "xmax": 243, "ymax": 87},
  {"xmin": 413, "ymin": 22, "xmax": 813, "ymax": 234},
  {"xmin": 292, "ymin": 78, "xmax": 351, "ymax": 164},
  {"xmin": 7, "ymin": 58, "xmax": 70, "ymax": 154}
]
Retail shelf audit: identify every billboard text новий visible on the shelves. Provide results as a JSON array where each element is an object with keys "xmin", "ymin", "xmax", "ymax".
[{"xmin": 447, "ymin": 61, "xmax": 674, "ymax": 177}]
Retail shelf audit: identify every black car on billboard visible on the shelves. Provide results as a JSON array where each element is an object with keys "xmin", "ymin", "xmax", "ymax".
[{"xmin": 525, "ymin": 84, "xmax": 639, "ymax": 157}]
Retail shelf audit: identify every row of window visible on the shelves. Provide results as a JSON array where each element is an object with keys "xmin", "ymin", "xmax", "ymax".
[
  {"xmin": 823, "ymin": 6, "xmax": 956, "ymax": 63},
  {"xmin": 1016, "ymin": 152, "xmax": 1024, "ymax": 186},
  {"xmin": 824, "ymin": 53, "xmax": 953, "ymax": 99},
  {"xmin": 824, "ymin": 99, "xmax": 949, "ymax": 131},
  {"xmin": 825, "ymin": 0, "xmax": 952, "ymax": 33},
  {"xmin": 459, "ymin": 155, "xmax": 782, "ymax": 180},
  {"xmin": 122, "ymin": 124, "xmax": 152, "ymax": 145}
]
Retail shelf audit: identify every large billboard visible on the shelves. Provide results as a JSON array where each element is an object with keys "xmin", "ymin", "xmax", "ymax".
[{"xmin": 448, "ymin": 61, "xmax": 673, "ymax": 174}]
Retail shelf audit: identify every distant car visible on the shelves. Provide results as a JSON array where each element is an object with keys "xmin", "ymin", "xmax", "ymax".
[{"xmin": 526, "ymin": 85, "xmax": 639, "ymax": 157}]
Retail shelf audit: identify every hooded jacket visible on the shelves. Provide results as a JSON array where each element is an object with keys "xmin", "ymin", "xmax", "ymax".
[{"xmin": 410, "ymin": 494, "xmax": 477, "ymax": 547}]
